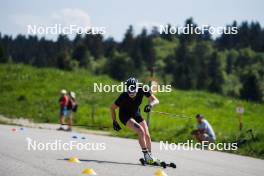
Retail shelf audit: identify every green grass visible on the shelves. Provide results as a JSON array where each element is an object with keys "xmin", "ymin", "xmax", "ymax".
[{"xmin": 0, "ymin": 64, "xmax": 264, "ymax": 158}]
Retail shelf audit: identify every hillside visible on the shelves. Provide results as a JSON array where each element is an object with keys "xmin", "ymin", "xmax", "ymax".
[{"xmin": 0, "ymin": 64, "xmax": 263, "ymax": 158}]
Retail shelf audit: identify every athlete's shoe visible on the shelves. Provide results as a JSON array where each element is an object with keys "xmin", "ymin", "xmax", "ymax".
[
  {"xmin": 57, "ymin": 127, "xmax": 64, "ymax": 131},
  {"xmin": 144, "ymin": 152, "xmax": 155, "ymax": 164},
  {"xmin": 65, "ymin": 128, "xmax": 72, "ymax": 132},
  {"xmin": 151, "ymin": 154, "xmax": 163, "ymax": 163}
]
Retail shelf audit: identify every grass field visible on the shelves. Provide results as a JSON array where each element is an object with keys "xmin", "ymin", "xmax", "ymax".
[{"xmin": 0, "ymin": 64, "xmax": 264, "ymax": 158}]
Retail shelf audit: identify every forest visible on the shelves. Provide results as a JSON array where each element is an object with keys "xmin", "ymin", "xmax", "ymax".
[{"xmin": 0, "ymin": 18, "xmax": 264, "ymax": 102}]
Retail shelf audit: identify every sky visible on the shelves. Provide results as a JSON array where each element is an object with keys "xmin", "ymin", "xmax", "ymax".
[{"xmin": 0, "ymin": 0, "xmax": 263, "ymax": 41}]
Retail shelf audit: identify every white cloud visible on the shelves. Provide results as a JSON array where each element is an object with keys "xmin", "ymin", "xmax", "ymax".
[
  {"xmin": 11, "ymin": 8, "xmax": 91, "ymax": 39},
  {"xmin": 13, "ymin": 8, "xmax": 91, "ymax": 27},
  {"xmin": 51, "ymin": 8, "xmax": 91, "ymax": 27}
]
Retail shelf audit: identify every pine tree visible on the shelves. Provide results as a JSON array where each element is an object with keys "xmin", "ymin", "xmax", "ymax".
[{"xmin": 208, "ymin": 51, "xmax": 226, "ymax": 93}]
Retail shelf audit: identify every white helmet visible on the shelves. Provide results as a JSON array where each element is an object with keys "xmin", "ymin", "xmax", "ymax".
[{"xmin": 61, "ymin": 89, "xmax": 67, "ymax": 95}]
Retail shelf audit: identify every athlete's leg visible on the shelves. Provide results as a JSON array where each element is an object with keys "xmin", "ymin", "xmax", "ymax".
[
  {"xmin": 59, "ymin": 116, "xmax": 65, "ymax": 125},
  {"xmin": 58, "ymin": 108, "xmax": 66, "ymax": 130},
  {"xmin": 140, "ymin": 120, "xmax": 152, "ymax": 152},
  {"xmin": 195, "ymin": 132, "xmax": 204, "ymax": 143},
  {"xmin": 126, "ymin": 118, "xmax": 154, "ymax": 163},
  {"xmin": 66, "ymin": 111, "xmax": 72, "ymax": 131},
  {"xmin": 60, "ymin": 109, "xmax": 65, "ymax": 124},
  {"xmin": 192, "ymin": 130, "xmax": 203, "ymax": 143},
  {"xmin": 126, "ymin": 118, "xmax": 147, "ymax": 149}
]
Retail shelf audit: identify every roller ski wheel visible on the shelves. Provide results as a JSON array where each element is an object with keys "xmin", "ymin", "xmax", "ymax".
[
  {"xmin": 162, "ymin": 161, "xmax": 176, "ymax": 169},
  {"xmin": 139, "ymin": 158, "xmax": 146, "ymax": 166},
  {"xmin": 170, "ymin": 162, "xmax": 176, "ymax": 168},
  {"xmin": 160, "ymin": 161, "xmax": 167, "ymax": 168}
]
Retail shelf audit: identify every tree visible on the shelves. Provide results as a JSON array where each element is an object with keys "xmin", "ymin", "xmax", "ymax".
[
  {"xmin": 235, "ymin": 48, "xmax": 255, "ymax": 70},
  {"xmin": 240, "ymin": 69, "xmax": 263, "ymax": 102},
  {"xmin": 173, "ymin": 41, "xmax": 197, "ymax": 89},
  {"xmin": 195, "ymin": 41, "xmax": 214, "ymax": 89},
  {"xmin": 121, "ymin": 25, "xmax": 135, "ymax": 56},
  {"xmin": 216, "ymin": 21, "xmax": 264, "ymax": 52},
  {"xmin": 0, "ymin": 42, "xmax": 7, "ymax": 63},
  {"xmin": 57, "ymin": 34, "xmax": 72, "ymax": 52},
  {"xmin": 179, "ymin": 18, "xmax": 201, "ymax": 43},
  {"xmin": 208, "ymin": 51, "xmax": 226, "ymax": 93},
  {"xmin": 104, "ymin": 37, "xmax": 117, "ymax": 57},
  {"xmin": 226, "ymin": 49, "xmax": 238, "ymax": 74},
  {"xmin": 84, "ymin": 34, "xmax": 104, "ymax": 58},
  {"xmin": 73, "ymin": 44, "xmax": 86, "ymax": 67},
  {"xmin": 57, "ymin": 51, "xmax": 77, "ymax": 71},
  {"xmin": 216, "ymin": 21, "xmax": 238, "ymax": 50},
  {"xmin": 160, "ymin": 24, "xmax": 175, "ymax": 41},
  {"xmin": 107, "ymin": 51, "xmax": 134, "ymax": 80}
]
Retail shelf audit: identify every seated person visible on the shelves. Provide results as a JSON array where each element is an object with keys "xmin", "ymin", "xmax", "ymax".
[{"xmin": 192, "ymin": 114, "xmax": 216, "ymax": 143}]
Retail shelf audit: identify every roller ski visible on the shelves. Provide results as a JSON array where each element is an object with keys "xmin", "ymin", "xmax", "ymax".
[
  {"xmin": 139, "ymin": 158, "xmax": 176, "ymax": 169},
  {"xmin": 139, "ymin": 152, "xmax": 176, "ymax": 169}
]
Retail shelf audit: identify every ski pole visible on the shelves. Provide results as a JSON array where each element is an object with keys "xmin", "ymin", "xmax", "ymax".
[{"xmin": 151, "ymin": 110, "xmax": 193, "ymax": 119}]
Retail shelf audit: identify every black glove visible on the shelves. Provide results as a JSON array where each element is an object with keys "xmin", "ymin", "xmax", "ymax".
[
  {"xmin": 144, "ymin": 105, "xmax": 152, "ymax": 113},
  {"xmin": 113, "ymin": 120, "xmax": 121, "ymax": 131}
]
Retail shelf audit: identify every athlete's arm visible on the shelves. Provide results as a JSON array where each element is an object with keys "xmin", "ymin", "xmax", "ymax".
[
  {"xmin": 148, "ymin": 94, "xmax": 159, "ymax": 107},
  {"xmin": 144, "ymin": 94, "xmax": 159, "ymax": 113},
  {"xmin": 110, "ymin": 103, "xmax": 119, "ymax": 122},
  {"xmin": 110, "ymin": 103, "xmax": 121, "ymax": 131}
]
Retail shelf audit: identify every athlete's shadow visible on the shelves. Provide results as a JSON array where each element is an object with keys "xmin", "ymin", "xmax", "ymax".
[{"xmin": 59, "ymin": 158, "xmax": 154, "ymax": 167}]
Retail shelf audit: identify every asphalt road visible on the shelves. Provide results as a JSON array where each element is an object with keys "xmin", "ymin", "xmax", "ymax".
[{"xmin": 0, "ymin": 124, "xmax": 263, "ymax": 176}]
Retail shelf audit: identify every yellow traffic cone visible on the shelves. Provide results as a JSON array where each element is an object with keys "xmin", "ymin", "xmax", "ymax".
[
  {"xmin": 68, "ymin": 157, "xmax": 81, "ymax": 163},
  {"xmin": 154, "ymin": 169, "xmax": 168, "ymax": 176},
  {"xmin": 82, "ymin": 168, "xmax": 97, "ymax": 175}
]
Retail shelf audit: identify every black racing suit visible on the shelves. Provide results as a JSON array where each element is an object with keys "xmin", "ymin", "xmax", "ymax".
[{"xmin": 114, "ymin": 88, "xmax": 151, "ymax": 125}]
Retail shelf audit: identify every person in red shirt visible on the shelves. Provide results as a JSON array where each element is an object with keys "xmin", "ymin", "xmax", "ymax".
[{"xmin": 57, "ymin": 89, "xmax": 69, "ymax": 131}]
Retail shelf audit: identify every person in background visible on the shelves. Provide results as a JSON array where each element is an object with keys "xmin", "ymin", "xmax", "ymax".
[
  {"xmin": 192, "ymin": 114, "xmax": 216, "ymax": 143},
  {"xmin": 65, "ymin": 91, "xmax": 78, "ymax": 131},
  {"xmin": 57, "ymin": 89, "xmax": 68, "ymax": 131}
]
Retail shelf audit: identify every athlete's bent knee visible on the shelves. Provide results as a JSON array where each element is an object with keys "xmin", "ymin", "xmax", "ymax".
[
  {"xmin": 137, "ymin": 126, "xmax": 145, "ymax": 138},
  {"xmin": 145, "ymin": 132, "xmax": 150, "ymax": 139}
]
